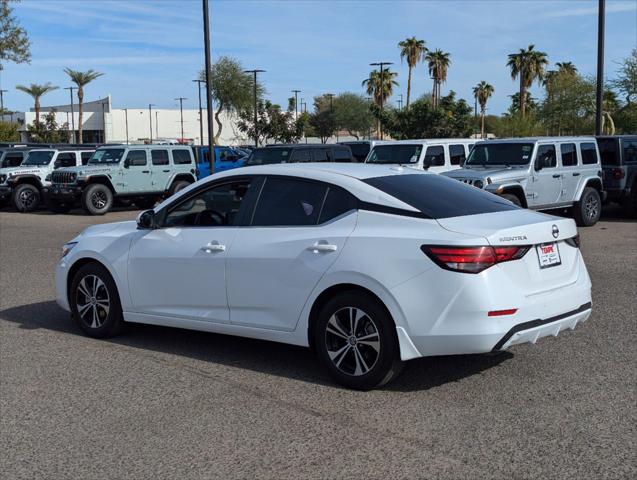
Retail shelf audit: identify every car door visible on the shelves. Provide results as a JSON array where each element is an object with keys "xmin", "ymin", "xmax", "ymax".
[
  {"xmin": 149, "ymin": 148, "xmax": 171, "ymax": 189},
  {"xmin": 558, "ymin": 143, "xmax": 579, "ymax": 203},
  {"xmin": 127, "ymin": 177, "xmax": 256, "ymax": 323},
  {"xmin": 226, "ymin": 177, "xmax": 358, "ymax": 331},
  {"xmin": 528, "ymin": 144, "xmax": 562, "ymax": 207},
  {"xmin": 124, "ymin": 149, "xmax": 153, "ymax": 192}
]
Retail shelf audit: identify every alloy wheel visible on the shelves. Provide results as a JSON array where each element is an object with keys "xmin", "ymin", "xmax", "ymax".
[
  {"xmin": 76, "ymin": 274, "xmax": 110, "ymax": 329},
  {"xmin": 325, "ymin": 307, "xmax": 380, "ymax": 376},
  {"xmin": 585, "ymin": 194, "xmax": 599, "ymax": 221},
  {"xmin": 19, "ymin": 189, "xmax": 36, "ymax": 209},
  {"xmin": 91, "ymin": 191, "xmax": 107, "ymax": 209}
]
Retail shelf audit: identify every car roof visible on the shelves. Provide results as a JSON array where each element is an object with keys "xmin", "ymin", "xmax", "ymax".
[
  {"xmin": 372, "ymin": 138, "xmax": 478, "ymax": 146},
  {"xmin": 261, "ymin": 144, "xmax": 348, "ymax": 149},
  {"xmin": 482, "ymin": 136, "xmax": 596, "ymax": 143}
]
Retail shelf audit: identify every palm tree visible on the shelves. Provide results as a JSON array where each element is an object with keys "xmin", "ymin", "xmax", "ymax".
[
  {"xmin": 64, "ymin": 68, "xmax": 104, "ymax": 143},
  {"xmin": 398, "ymin": 37, "xmax": 426, "ymax": 109},
  {"xmin": 556, "ymin": 61, "xmax": 577, "ymax": 76},
  {"xmin": 472, "ymin": 81, "xmax": 494, "ymax": 139},
  {"xmin": 15, "ymin": 83, "xmax": 59, "ymax": 124},
  {"xmin": 425, "ymin": 49, "xmax": 451, "ymax": 108},
  {"xmin": 361, "ymin": 68, "xmax": 399, "ymax": 107},
  {"xmin": 506, "ymin": 44, "xmax": 548, "ymax": 116}
]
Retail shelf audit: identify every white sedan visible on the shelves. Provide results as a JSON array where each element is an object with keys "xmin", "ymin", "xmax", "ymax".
[{"xmin": 55, "ymin": 163, "xmax": 592, "ymax": 389}]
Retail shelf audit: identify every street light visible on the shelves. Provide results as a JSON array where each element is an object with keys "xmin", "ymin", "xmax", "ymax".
[
  {"xmin": 366, "ymin": 96, "xmax": 373, "ymax": 140},
  {"xmin": 123, "ymin": 108, "xmax": 129, "ymax": 144},
  {"xmin": 292, "ymin": 89, "xmax": 301, "ymax": 143},
  {"xmin": 192, "ymin": 79, "xmax": 205, "ymax": 145},
  {"xmin": 148, "ymin": 104, "xmax": 155, "ymax": 143},
  {"xmin": 595, "ymin": 0, "xmax": 605, "ymax": 135},
  {"xmin": 202, "ymin": 0, "xmax": 215, "ymax": 173},
  {"xmin": 398, "ymin": 93, "xmax": 403, "ymax": 111},
  {"xmin": 64, "ymin": 86, "xmax": 76, "ymax": 142},
  {"xmin": 0, "ymin": 89, "xmax": 7, "ymax": 112},
  {"xmin": 244, "ymin": 69, "xmax": 265, "ymax": 147},
  {"xmin": 370, "ymin": 61, "xmax": 393, "ymax": 140},
  {"xmin": 175, "ymin": 97, "xmax": 187, "ymax": 143}
]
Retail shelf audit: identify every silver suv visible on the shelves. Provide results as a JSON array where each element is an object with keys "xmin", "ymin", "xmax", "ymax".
[
  {"xmin": 443, "ymin": 137, "xmax": 605, "ymax": 226},
  {"xmin": 45, "ymin": 145, "xmax": 197, "ymax": 215}
]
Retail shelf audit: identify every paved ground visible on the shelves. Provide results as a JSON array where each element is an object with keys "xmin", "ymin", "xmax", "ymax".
[{"xmin": 1, "ymin": 206, "xmax": 635, "ymax": 480}]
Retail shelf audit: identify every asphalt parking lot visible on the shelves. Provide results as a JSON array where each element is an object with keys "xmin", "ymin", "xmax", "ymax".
[{"xmin": 1, "ymin": 207, "xmax": 635, "ymax": 479}]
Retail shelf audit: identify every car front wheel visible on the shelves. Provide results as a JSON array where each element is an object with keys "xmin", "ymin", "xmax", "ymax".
[
  {"xmin": 82, "ymin": 184, "xmax": 113, "ymax": 215},
  {"xmin": 12, "ymin": 183, "xmax": 41, "ymax": 212},
  {"xmin": 315, "ymin": 291, "xmax": 403, "ymax": 390}
]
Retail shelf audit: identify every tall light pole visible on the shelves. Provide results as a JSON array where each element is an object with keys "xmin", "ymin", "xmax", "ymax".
[
  {"xmin": 0, "ymin": 89, "xmax": 6, "ymax": 112},
  {"xmin": 155, "ymin": 111, "xmax": 159, "ymax": 139},
  {"xmin": 148, "ymin": 104, "xmax": 155, "ymax": 143},
  {"xmin": 595, "ymin": 0, "xmax": 605, "ymax": 135},
  {"xmin": 101, "ymin": 101, "xmax": 107, "ymax": 143},
  {"xmin": 193, "ymin": 79, "xmax": 205, "ymax": 145},
  {"xmin": 291, "ymin": 89, "xmax": 301, "ymax": 118},
  {"xmin": 398, "ymin": 93, "xmax": 403, "ymax": 111},
  {"xmin": 366, "ymin": 96, "xmax": 373, "ymax": 140},
  {"xmin": 370, "ymin": 61, "xmax": 393, "ymax": 140},
  {"xmin": 202, "ymin": 0, "xmax": 215, "ymax": 173},
  {"xmin": 123, "ymin": 108, "xmax": 129, "ymax": 144},
  {"xmin": 244, "ymin": 69, "xmax": 265, "ymax": 147},
  {"xmin": 64, "ymin": 87, "xmax": 76, "ymax": 142},
  {"xmin": 175, "ymin": 97, "xmax": 187, "ymax": 143}
]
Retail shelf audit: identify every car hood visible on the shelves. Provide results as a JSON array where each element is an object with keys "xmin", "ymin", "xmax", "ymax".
[
  {"xmin": 74, "ymin": 220, "xmax": 138, "ymax": 242},
  {"xmin": 443, "ymin": 166, "xmax": 527, "ymax": 182},
  {"xmin": 0, "ymin": 166, "xmax": 46, "ymax": 176},
  {"xmin": 58, "ymin": 165, "xmax": 115, "ymax": 176}
]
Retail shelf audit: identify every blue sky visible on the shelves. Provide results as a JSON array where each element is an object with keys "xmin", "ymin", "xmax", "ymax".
[{"xmin": 1, "ymin": 0, "xmax": 636, "ymax": 115}]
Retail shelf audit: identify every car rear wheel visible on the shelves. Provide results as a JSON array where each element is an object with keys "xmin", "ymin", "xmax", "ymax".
[
  {"xmin": 70, "ymin": 263, "xmax": 125, "ymax": 338},
  {"xmin": 315, "ymin": 291, "xmax": 403, "ymax": 390},
  {"xmin": 500, "ymin": 193, "xmax": 522, "ymax": 207},
  {"xmin": 574, "ymin": 187, "xmax": 601, "ymax": 226},
  {"xmin": 12, "ymin": 183, "xmax": 41, "ymax": 212},
  {"xmin": 82, "ymin": 184, "xmax": 113, "ymax": 215},
  {"xmin": 169, "ymin": 180, "xmax": 190, "ymax": 196}
]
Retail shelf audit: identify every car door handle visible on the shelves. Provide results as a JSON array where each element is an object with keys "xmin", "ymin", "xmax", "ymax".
[
  {"xmin": 307, "ymin": 242, "xmax": 338, "ymax": 253},
  {"xmin": 572, "ymin": 172, "xmax": 580, "ymax": 176},
  {"xmin": 201, "ymin": 241, "xmax": 226, "ymax": 253},
  {"xmin": 552, "ymin": 174, "xmax": 561, "ymax": 178},
  {"xmin": 162, "ymin": 169, "xmax": 170, "ymax": 173},
  {"xmin": 142, "ymin": 170, "xmax": 150, "ymax": 173}
]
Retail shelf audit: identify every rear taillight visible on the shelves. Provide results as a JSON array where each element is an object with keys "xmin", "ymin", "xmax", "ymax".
[
  {"xmin": 611, "ymin": 168, "xmax": 625, "ymax": 180},
  {"xmin": 421, "ymin": 245, "xmax": 530, "ymax": 274},
  {"xmin": 565, "ymin": 234, "xmax": 580, "ymax": 248}
]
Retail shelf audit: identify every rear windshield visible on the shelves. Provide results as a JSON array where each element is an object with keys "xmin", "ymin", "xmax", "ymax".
[
  {"xmin": 343, "ymin": 143, "xmax": 370, "ymax": 160},
  {"xmin": 597, "ymin": 138, "xmax": 619, "ymax": 166},
  {"xmin": 363, "ymin": 174, "xmax": 519, "ymax": 219},
  {"xmin": 367, "ymin": 144, "xmax": 422, "ymax": 164},
  {"xmin": 89, "ymin": 148, "xmax": 125, "ymax": 164},
  {"xmin": 466, "ymin": 143, "xmax": 534, "ymax": 166},
  {"xmin": 245, "ymin": 147, "xmax": 292, "ymax": 166}
]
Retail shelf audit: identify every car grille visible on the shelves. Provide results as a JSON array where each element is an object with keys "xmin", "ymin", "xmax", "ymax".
[
  {"xmin": 459, "ymin": 178, "xmax": 476, "ymax": 185},
  {"xmin": 51, "ymin": 171, "xmax": 77, "ymax": 184}
]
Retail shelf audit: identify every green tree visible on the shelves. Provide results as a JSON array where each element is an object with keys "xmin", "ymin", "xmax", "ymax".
[
  {"xmin": 362, "ymin": 68, "xmax": 399, "ymax": 106},
  {"xmin": 236, "ymin": 99, "xmax": 301, "ymax": 145},
  {"xmin": 507, "ymin": 44, "xmax": 548, "ymax": 116},
  {"xmin": 15, "ymin": 82, "xmax": 58, "ymax": 124},
  {"xmin": 508, "ymin": 92, "xmax": 538, "ymax": 116},
  {"xmin": 63, "ymin": 68, "xmax": 104, "ymax": 143},
  {"xmin": 0, "ymin": 119, "xmax": 19, "ymax": 141},
  {"xmin": 0, "ymin": 0, "xmax": 31, "ymax": 70},
  {"xmin": 556, "ymin": 61, "xmax": 577, "ymax": 76},
  {"xmin": 491, "ymin": 112, "xmax": 544, "ymax": 138},
  {"xmin": 611, "ymin": 48, "xmax": 637, "ymax": 106},
  {"xmin": 201, "ymin": 56, "xmax": 262, "ymax": 143},
  {"xmin": 539, "ymin": 73, "xmax": 596, "ymax": 135},
  {"xmin": 425, "ymin": 49, "xmax": 451, "ymax": 108},
  {"xmin": 398, "ymin": 37, "xmax": 426, "ymax": 108},
  {"xmin": 473, "ymin": 81, "xmax": 494, "ymax": 139},
  {"xmin": 333, "ymin": 92, "xmax": 373, "ymax": 140},
  {"xmin": 26, "ymin": 110, "xmax": 68, "ymax": 143}
]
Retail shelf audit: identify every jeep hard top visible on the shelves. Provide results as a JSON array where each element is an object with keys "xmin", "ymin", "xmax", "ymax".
[
  {"xmin": 244, "ymin": 144, "xmax": 354, "ymax": 166},
  {"xmin": 597, "ymin": 135, "xmax": 637, "ymax": 216}
]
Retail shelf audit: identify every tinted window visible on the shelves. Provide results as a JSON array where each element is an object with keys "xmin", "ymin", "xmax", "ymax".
[
  {"xmin": 81, "ymin": 152, "xmax": 92, "ymax": 165},
  {"xmin": 363, "ymin": 174, "xmax": 519, "ymax": 219},
  {"xmin": 333, "ymin": 147, "xmax": 352, "ymax": 162},
  {"xmin": 342, "ymin": 143, "xmax": 369, "ymax": 161},
  {"xmin": 536, "ymin": 145, "xmax": 557, "ymax": 169},
  {"xmin": 5, "ymin": 153, "xmax": 23, "ymax": 167},
  {"xmin": 319, "ymin": 186, "xmax": 357, "ymax": 223},
  {"xmin": 23, "ymin": 150, "xmax": 55, "ymax": 166},
  {"xmin": 172, "ymin": 149, "xmax": 192, "ymax": 165},
  {"xmin": 245, "ymin": 147, "xmax": 292, "ymax": 165},
  {"xmin": 56, "ymin": 152, "xmax": 76, "ymax": 167},
  {"xmin": 290, "ymin": 149, "xmax": 312, "ymax": 162},
  {"xmin": 252, "ymin": 177, "xmax": 327, "ymax": 226},
  {"xmin": 127, "ymin": 150, "xmax": 147, "ymax": 166},
  {"xmin": 164, "ymin": 180, "xmax": 251, "ymax": 227},
  {"xmin": 597, "ymin": 138, "xmax": 619, "ymax": 165},
  {"xmin": 449, "ymin": 144, "xmax": 466, "ymax": 165},
  {"xmin": 623, "ymin": 140, "xmax": 637, "ymax": 163},
  {"xmin": 466, "ymin": 143, "xmax": 534, "ymax": 166},
  {"xmin": 580, "ymin": 143, "xmax": 598, "ymax": 165},
  {"xmin": 424, "ymin": 146, "xmax": 445, "ymax": 166},
  {"xmin": 367, "ymin": 144, "xmax": 422, "ymax": 164},
  {"xmin": 152, "ymin": 149, "xmax": 169, "ymax": 165},
  {"xmin": 89, "ymin": 148, "xmax": 125, "ymax": 165},
  {"xmin": 560, "ymin": 143, "xmax": 577, "ymax": 167},
  {"xmin": 313, "ymin": 148, "xmax": 330, "ymax": 162}
]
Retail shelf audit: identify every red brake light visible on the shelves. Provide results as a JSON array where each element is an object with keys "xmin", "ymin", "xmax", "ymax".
[
  {"xmin": 421, "ymin": 245, "xmax": 529, "ymax": 273},
  {"xmin": 488, "ymin": 308, "xmax": 518, "ymax": 317}
]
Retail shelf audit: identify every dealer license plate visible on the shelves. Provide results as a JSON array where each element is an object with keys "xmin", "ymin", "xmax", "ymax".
[{"xmin": 536, "ymin": 242, "xmax": 561, "ymax": 268}]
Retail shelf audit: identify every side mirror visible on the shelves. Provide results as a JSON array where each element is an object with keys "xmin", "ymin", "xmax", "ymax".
[
  {"xmin": 534, "ymin": 159, "xmax": 543, "ymax": 172},
  {"xmin": 123, "ymin": 158, "xmax": 130, "ymax": 168},
  {"xmin": 136, "ymin": 209, "xmax": 156, "ymax": 229},
  {"xmin": 422, "ymin": 158, "xmax": 432, "ymax": 170},
  {"xmin": 54, "ymin": 160, "xmax": 61, "ymax": 169}
]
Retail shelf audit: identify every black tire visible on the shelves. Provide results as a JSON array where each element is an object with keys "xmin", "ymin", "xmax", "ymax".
[
  {"xmin": 46, "ymin": 197, "xmax": 73, "ymax": 214},
  {"xmin": 69, "ymin": 262, "xmax": 125, "ymax": 338},
  {"xmin": 500, "ymin": 193, "xmax": 522, "ymax": 207},
  {"xmin": 169, "ymin": 180, "xmax": 190, "ymax": 196},
  {"xmin": 82, "ymin": 184, "xmax": 113, "ymax": 215},
  {"xmin": 314, "ymin": 291, "xmax": 404, "ymax": 390},
  {"xmin": 135, "ymin": 197, "xmax": 157, "ymax": 209},
  {"xmin": 12, "ymin": 183, "xmax": 41, "ymax": 212},
  {"xmin": 573, "ymin": 187, "xmax": 601, "ymax": 227}
]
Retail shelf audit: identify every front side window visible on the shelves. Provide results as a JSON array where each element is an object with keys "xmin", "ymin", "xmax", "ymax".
[
  {"xmin": 449, "ymin": 144, "xmax": 466, "ymax": 165},
  {"xmin": 333, "ymin": 148, "xmax": 352, "ymax": 162},
  {"xmin": 251, "ymin": 177, "xmax": 327, "ymax": 226},
  {"xmin": 172, "ymin": 149, "xmax": 192, "ymax": 165},
  {"xmin": 81, "ymin": 152, "xmax": 93, "ymax": 165},
  {"xmin": 164, "ymin": 180, "xmax": 252, "ymax": 227},
  {"xmin": 424, "ymin": 145, "xmax": 445, "ymax": 167},
  {"xmin": 466, "ymin": 143, "xmax": 534, "ymax": 166},
  {"xmin": 580, "ymin": 143, "xmax": 599, "ymax": 165},
  {"xmin": 535, "ymin": 145, "xmax": 557, "ymax": 169},
  {"xmin": 367, "ymin": 144, "xmax": 422, "ymax": 164},
  {"xmin": 623, "ymin": 140, "xmax": 637, "ymax": 163},
  {"xmin": 89, "ymin": 148, "xmax": 125, "ymax": 165},
  {"xmin": 56, "ymin": 152, "xmax": 76, "ymax": 168},
  {"xmin": 127, "ymin": 150, "xmax": 147, "ymax": 166},
  {"xmin": 245, "ymin": 148, "xmax": 292, "ymax": 165},
  {"xmin": 560, "ymin": 143, "xmax": 577, "ymax": 167},
  {"xmin": 151, "ymin": 149, "xmax": 169, "ymax": 166},
  {"xmin": 23, "ymin": 150, "xmax": 55, "ymax": 166}
]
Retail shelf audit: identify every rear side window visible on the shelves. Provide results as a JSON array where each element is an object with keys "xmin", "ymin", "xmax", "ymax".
[
  {"xmin": 152, "ymin": 149, "xmax": 169, "ymax": 165},
  {"xmin": 57, "ymin": 152, "xmax": 76, "ymax": 167},
  {"xmin": 624, "ymin": 140, "xmax": 637, "ymax": 163},
  {"xmin": 127, "ymin": 150, "xmax": 147, "ymax": 166},
  {"xmin": 560, "ymin": 144, "xmax": 577, "ymax": 166},
  {"xmin": 319, "ymin": 187, "xmax": 357, "ymax": 223},
  {"xmin": 172, "ymin": 149, "xmax": 192, "ymax": 165},
  {"xmin": 580, "ymin": 143, "xmax": 598, "ymax": 165},
  {"xmin": 363, "ymin": 174, "xmax": 519, "ymax": 219},
  {"xmin": 5, "ymin": 153, "xmax": 23, "ymax": 167},
  {"xmin": 81, "ymin": 152, "xmax": 92, "ymax": 165},
  {"xmin": 449, "ymin": 144, "xmax": 465, "ymax": 165},
  {"xmin": 333, "ymin": 148, "xmax": 352, "ymax": 162},
  {"xmin": 597, "ymin": 138, "xmax": 619, "ymax": 165},
  {"xmin": 290, "ymin": 149, "xmax": 312, "ymax": 162},
  {"xmin": 313, "ymin": 148, "xmax": 330, "ymax": 162},
  {"xmin": 251, "ymin": 177, "xmax": 327, "ymax": 226},
  {"xmin": 424, "ymin": 145, "xmax": 444, "ymax": 166}
]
